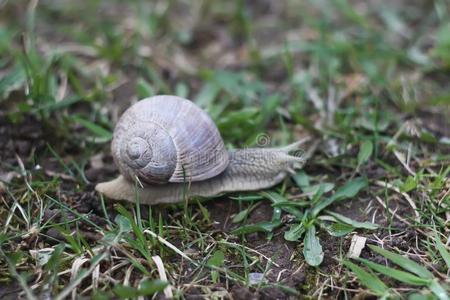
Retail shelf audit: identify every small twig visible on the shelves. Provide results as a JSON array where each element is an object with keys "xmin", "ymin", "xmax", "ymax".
[{"xmin": 393, "ymin": 150, "xmax": 416, "ymax": 176}]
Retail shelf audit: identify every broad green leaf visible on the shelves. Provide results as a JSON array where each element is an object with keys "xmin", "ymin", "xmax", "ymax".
[
  {"xmin": 324, "ymin": 222, "xmax": 354, "ymax": 237},
  {"xmin": 207, "ymin": 250, "xmax": 225, "ymax": 267},
  {"xmin": 312, "ymin": 177, "xmax": 368, "ymax": 217},
  {"xmin": 358, "ymin": 258, "xmax": 430, "ymax": 286},
  {"xmin": 293, "ymin": 171, "xmax": 310, "ymax": 188},
  {"xmin": 115, "ymin": 215, "xmax": 132, "ymax": 233},
  {"xmin": 303, "ymin": 225, "xmax": 323, "ymax": 266},
  {"xmin": 232, "ymin": 204, "xmax": 258, "ymax": 223},
  {"xmin": 113, "ymin": 280, "xmax": 168, "ymax": 298},
  {"xmin": 368, "ymin": 245, "xmax": 434, "ymax": 279},
  {"xmin": 136, "ymin": 78, "xmax": 155, "ymax": 98},
  {"xmin": 284, "ymin": 223, "xmax": 305, "ymax": 241},
  {"xmin": 138, "ymin": 279, "xmax": 168, "ymax": 296},
  {"xmin": 311, "ymin": 183, "xmax": 326, "ymax": 205},
  {"xmin": 113, "ymin": 284, "xmax": 138, "ymax": 298},
  {"xmin": 343, "ymin": 260, "xmax": 389, "ymax": 296},
  {"xmin": 358, "ymin": 140, "xmax": 373, "ymax": 166},
  {"xmin": 260, "ymin": 191, "xmax": 303, "ymax": 219},
  {"xmin": 232, "ymin": 208, "xmax": 250, "ymax": 223},
  {"xmin": 301, "ymin": 183, "xmax": 335, "ymax": 199},
  {"xmin": 231, "ymin": 220, "xmax": 282, "ymax": 235},
  {"xmin": 326, "ymin": 211, "xmax": 379, "ymax": 230},
  {"xmin": 435, "ymin": 234, "xmax": 450, "ymax": 270},
  {"xmin": 407, "ymin": 292, "xmax": 436, "ymax": 300}
]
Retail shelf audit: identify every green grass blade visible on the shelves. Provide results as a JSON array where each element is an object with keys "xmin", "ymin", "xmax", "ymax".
[
  {"xmin": 231, "ymin": 220, "xmax": 282, "ymax": 235},
  {"xmin": 358, "ymin": 140, "xmax": 373, "ymax": 166},
  {"xmin": 312, "ymin": 177, "xmax": 368, "ymax": 217},
  {"xmin": 326, "ymin": 211, "xmax": 379, "ymax": 230},
  {"xmin": 207, "ymin": 250, "xmax": 225, "ymax": 268},
  {"xmin": 323, "ymin": 221, "xmax": 354, "ymax": 237},
  {"xmin": 138, "ymin": 279, "xmax": 169, "ymax": 296},
  {"xmin": 368, "ymin": 245, "xmax": 434, "ymax": 279},
  {"xmin": 434, "ymin": 234, "xmax": 450, "ymax": 270},
  {"xmin": 429, "ymin": 279, "xmax": 449, "ymax": 300},
  {"xmin": 260, "ymin": 191, "xmax": 303, "ymax": 219},
  {"xmin": 284, "ymin": 223, "xmax": 305, "ymax": 241},
  {"xmin": 113, "ymin": 279, "xmax": 168, "ymax": 298},
  {"xmin": 358, "ymin": 258, "xmax": 430, "ymax": 286},
  {"xmin": 71, "ymin": 115, "xmax": 112, "ymax": 140},
  {"xmin": 342, "ymin": 260, "xmax": 389, "ymax": 296}
]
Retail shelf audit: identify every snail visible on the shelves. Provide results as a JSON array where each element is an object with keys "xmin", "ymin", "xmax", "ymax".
[{"xmin": 95, "ymin": 95, "xmax": 308, "ymax": 205}]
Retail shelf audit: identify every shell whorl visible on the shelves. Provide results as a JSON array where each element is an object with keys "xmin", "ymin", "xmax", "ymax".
[{"xmin": 112, "ymin": 95, "xmax": 229, "ymax": 184}]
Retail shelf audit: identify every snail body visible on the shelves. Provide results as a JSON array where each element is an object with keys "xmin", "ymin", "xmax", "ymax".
[{"xmin": 96, "ymin": 95, "xmax": 306, "ymax": 205}]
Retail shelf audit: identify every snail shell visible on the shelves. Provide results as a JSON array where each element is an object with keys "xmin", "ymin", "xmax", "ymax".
[{"xmin": 111, "ymin": 95, "xmax": 229, "ymax": 184}]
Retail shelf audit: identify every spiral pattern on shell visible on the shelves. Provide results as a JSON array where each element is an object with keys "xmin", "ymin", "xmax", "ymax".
[{"xmin": 111, "ymin": 95, "xmax": 230, "ymax": 184}]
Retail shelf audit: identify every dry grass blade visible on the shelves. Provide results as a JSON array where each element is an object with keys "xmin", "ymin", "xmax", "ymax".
[
  {"xmin": 143, "ymin": 229, "xmax": 197, "ymax": 266},
  {"xmin": 152, "ymin": 255, "xmax": 173, "ymax": 298},
  {"xmin": 375, "ymin": 180, "xmax": 420, "ymax": 222},
  {"xmin": 54, "ymin": 251, "xmax": 109, "ymax": 300},
  {"xmin": 70, "ymin": 257, "xmax": 89, "ymax": 299}
]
